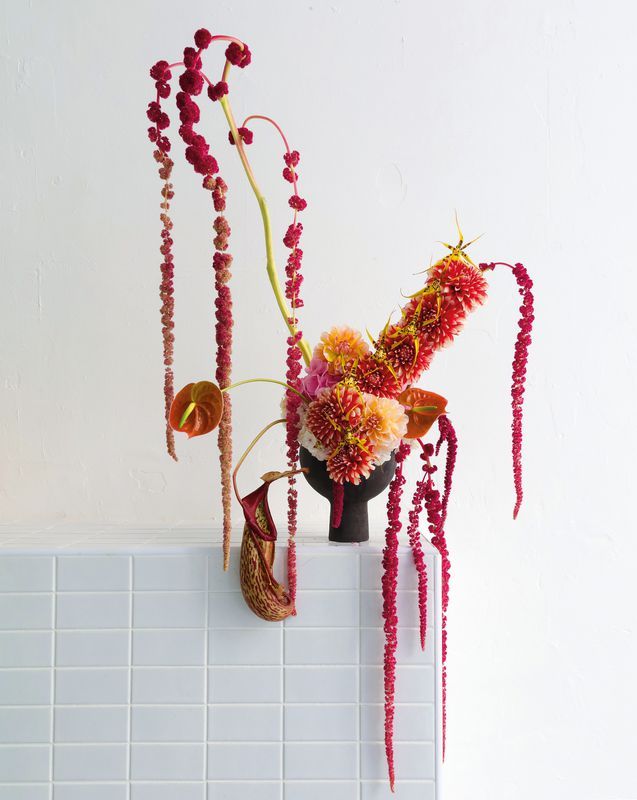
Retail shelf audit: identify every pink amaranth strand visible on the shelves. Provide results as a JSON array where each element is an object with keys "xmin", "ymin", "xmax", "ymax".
[
  {"xmin": 420, "ymin": 439, "xmax": 450, "ymax": 759},
  {"xmin": 148, "ymin": 30, "xmax": 251, "ymax": 564},
  {"xmin": 240, "ymin": 118, "xmax": 308, "ymax": 606},
  {"xmin": 147, "ymin": 63, "xmax": 177, "ymax": 460},
  {"xmin": 479, "ymin": 262, "xmax": 534, "ymax": 518},
  {"xmin": 405, "ymin": 448, "xmax": 433, "ymax": 651},
  {"xmin": 435, "ymin": 415, "xmax": 458, "ymax": 530},
  {"xmin": 382, "ymin": 441, "xmax": 410, "ymax": 792}
]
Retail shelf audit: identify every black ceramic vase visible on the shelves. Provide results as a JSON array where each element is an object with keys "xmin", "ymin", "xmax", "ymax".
[{"xmin": 299, "ymin": 447, "xmax": 397, "ymax": 543}]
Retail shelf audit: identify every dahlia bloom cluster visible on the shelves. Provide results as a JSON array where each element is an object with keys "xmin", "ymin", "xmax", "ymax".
[{"xmin": 298, "ymin": 253, "xmax": 488, "ymax": 484}]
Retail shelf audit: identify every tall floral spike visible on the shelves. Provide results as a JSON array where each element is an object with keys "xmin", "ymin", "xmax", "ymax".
[
  {"xmin": 147, "ymin": 59, "xmax": 177, "ymax": 460},
  {"xmin": 480, "ymin": 262, "xmax": 534, "ymax": 518},
  {"xmin": 382, "ymin": 442, "xmax": 410, "ymax": 792}
]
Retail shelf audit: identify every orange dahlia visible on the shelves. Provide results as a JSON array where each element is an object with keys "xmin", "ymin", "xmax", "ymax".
[
  {"xmin": 314, "ymin": 325, "xmax": 369, "ymax": 376},
  {"xmin": 361, "ymin": 394, "xmax": 408, "ymax": 465}
]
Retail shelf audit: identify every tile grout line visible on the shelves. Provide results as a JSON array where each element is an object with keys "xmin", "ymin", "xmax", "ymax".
[
  {"xmin": 50, "ymin": 556, "xmax": 58, "ymax": 799},
  {"xmin": 127, "ymin": 555, "xmax": 133, "ymax": 799},
  {"xmin": 204, "ymin": 555, "xmax": 210, "ymax": 796}
]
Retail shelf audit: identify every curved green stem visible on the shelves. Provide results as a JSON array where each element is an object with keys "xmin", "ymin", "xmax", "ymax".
[
  {"xmin": 222, "ymin": 377, "xmax": 309, "ymax": 403},
  {"xmin": 218, "ymin": 95, "xmax": 312, "ymax": 366}
]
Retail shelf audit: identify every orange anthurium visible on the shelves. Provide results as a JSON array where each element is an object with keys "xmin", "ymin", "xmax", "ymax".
[
  {"xmin": 169, "ymin": 381, "xmax": 224, "ymax": 438},
  {"xmin": 398, "ymin": 387, "xmax": 448, "ymax": 439}
]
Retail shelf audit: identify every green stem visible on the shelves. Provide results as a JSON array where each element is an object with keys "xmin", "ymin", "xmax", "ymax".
[
  {"xmin": 222, "ymin": 377, "xmax": 309, "ymax": 403},
  {"xmin": 218, "ymin": 95, "xmax": 312, "ymax": 367}
]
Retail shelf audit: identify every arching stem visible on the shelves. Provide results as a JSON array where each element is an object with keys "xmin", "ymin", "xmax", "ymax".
[
  {"xmin": 222, "ymin": 377, "xmax": 309, "ymax": 403},
  {"xmin": 218, "ymin": 94, "xmax": 312, "ymax": 366}
]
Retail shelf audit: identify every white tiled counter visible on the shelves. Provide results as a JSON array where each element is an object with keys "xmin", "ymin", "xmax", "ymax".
[{"xmin": 0, "ymin": 527, "xmax": 443, "ymax": 800}]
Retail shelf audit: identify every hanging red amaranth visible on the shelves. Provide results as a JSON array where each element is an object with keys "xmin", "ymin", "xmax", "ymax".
[
  {"xmin": 147, "ymin": 60, "xmax": 177, "ymax": 460},
  {"xmin": 480, "ymin": 262, "xmax": 534, "ymax": 518},
  {"xmin": 382, "ymin": 441, "xmax": 410, "ymax": 792},
  {"xmin": 435, "ymin": 415, "xmax": 458, "ymax": 530},
  {"xmin": 405, "ymin": 448, "xmax": 432, "ymax": 651},
  {"xmin": 421, "ymin": 438, "xmax": 451, "ymax": 759}
]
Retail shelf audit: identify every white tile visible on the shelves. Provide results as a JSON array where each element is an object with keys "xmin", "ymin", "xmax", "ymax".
[
  {"xmin": 360, "ymin": 742, "xmax": 434, "ymax": 780},
  {"xmin": 0, "ymin": 594, "xmax": 53, "ymax": 629},
  {"xmin": 294, "ymin": 553, "xmax": 358, "ymax": 589},
  {"xmin": 361, "ymin": 781, "xmax": 435, "ymax": 800},
  {"xmin": 360, "ymin": 590, "xmax": 431, "ymax": 629},
  {"xmin": 285, "ymin": 591, "xmax": 359, "ymax": 627},
  {"xmin": 130, "ymin": 743, "xmax": 204, "ymax": 780},
  {"xmin": 54, "ymin": 743, "xmax": 128, "ymax": 781},
  {"xmin": 207, "ymin": 783, "xmax": 280, "ymax": 800},
  {"xmin": 0, "ymin": 669, "xmax": 51, "ymax": 704},
  {"xmin": 133, "ymin": 592, "xmax": 206, "ymax": 628},
  {"xmin": 285, "ymin": 783, "xmax": 358, "ymax": 800},
  {"xmin": 0, "ymin": 557, "xmax": 54, "ymax": 591},
  {"xmin": 207, "ymin": 743, "xmax": 281, "ymax": 780},
  {"xmin": 285, "ymin": 704, "xmax": 357, "ymax": 741},
  {"xmin": 360, "ymin": 627, "xmax": 433, "ymax": 665},
  {"xmin": 53, "ymin": 786, "xmax": 128, "ymax": 800},
  {"xmin": 209, "ymin": 666, "xmax": 281, "ymax": 703},
  {"xmin": 132, "ymin": 667, "xmax": 205, "ymax": 704},
  {"xmin": 284, "ymin": 742, "xmax": 358, "ymax": 780},
  {"xmin": 132, "ymin": 629, "xmax": 205, "ymax": 666},
  {"xmin": 0, "ymin": 631, "xmax": 52, "ymax": 666},
  {"xmin": 131, "ymin": 706, "xmax": 205, "ymax": 742},
  {"xmin": 209, "ymin": 628, "xmax": 281, "ymax": 665},
  {"xmin": 285, "ymin": 628, "xmax": 358, "ymax": 664},
  {"xmin": 360, "ymin": 666, "xmax": 435, "ymax": 703},
  {"xmin": 0, "ymin": 707, "xmax": 51, "ymax": 742},
  {"xmin": 0, "ymin": 787, "xmax": 50, "ymax": 800},
  {"xmin": 55, "ymin": 668, "xmax": 128, "ymax": 705},
  {"xmin": 56, "ymin": 593, "xmax": 130, "ymax": 629},
  {"xmin": 57, "ymin": 556, "xmax": 130, "ymax": 591},
  {"xmin": 208, "ymin": 592, "xmax": 277, "ymax": 628},
  {"xmin": 56, "ymin": 630, "xmax": 129, "ymax": 666},
  {"xmin": 207, "ymin": 552, "xmax": 241, "ymax": 593},
  {"xmin": 208, "ymin": 704, "xmax": 281, "ymax": 741},
  {"xmin": 132, "ymin": 785, "xmax": 205, "ymax": 800},
  {"xmin": 361, "ymin": 704, "xmax": 435, "ymax": 742},
  {"xmin": 134, "ymin": 555, "xmax": 207, "ymax": 591},
  {"xmin": 284, "ymin": 666, "xmax": 357, "ymax": 703},
  {"xmin": 54, "ymin": 706, "xmax": 128, "ymax": 742},
  {"xmin": 0, "ymin": 745, "xmax": 49, "ymax": 781}
]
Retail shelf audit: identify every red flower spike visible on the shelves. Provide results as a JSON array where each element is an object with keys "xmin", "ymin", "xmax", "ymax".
[
  {"xmin": 194, "ymin": 28, "xmax": 213, "ymax": 49},
  {"xmin": 435, "ymin": 415, "xmax": 458, "ymax": 529},
  {"xmin": 179, "ymin": 68, "xmax": 204, "ymax": 96},
  {"xmin": 405, "ymin": 454, "xmax": 431, "ymax": 650},
  {"xmin": 208, "ymin": 81, "xmax": 229, "ymax": 102},
  {"xmin": 225, "ymin": 41, "xmax": 252, "ymax": 67},
  {"xmin": 382, "ymin": 442, "xmax": 410, "ymax": 792},
  {"xmin": 289, "ymin": 194, "xmax": 307, "ymax": 211},
  {"xmin": 228, "ymin": 127, "xmax": 253, "ymax": 146},
  {"xmin": 183, "ymin": 47, "xmax": 202, "ymax": 70},
  {"xmin": 284, "ymin": 150, "xmax": 300, "ymax": 167},
  {"xmin": 479, "ymin": 262, "xmax": 534, "ymax": 519}
]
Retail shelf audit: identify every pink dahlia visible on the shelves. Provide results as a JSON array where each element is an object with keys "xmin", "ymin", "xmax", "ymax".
[{"xmin": 300, "ymin": 355, "xmax": 339, "ymax": 400}]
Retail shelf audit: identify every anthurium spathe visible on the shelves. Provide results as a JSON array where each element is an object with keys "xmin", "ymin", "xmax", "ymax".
[
  {"xmin": 399, "ymin": 387, "xmax": 448, "ymax": 439},
  {"xmin": 169, "ymin": 381, "xmax": 224, "ymax": 438}
]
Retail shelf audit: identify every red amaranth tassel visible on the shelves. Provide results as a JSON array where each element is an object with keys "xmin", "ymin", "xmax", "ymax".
[
  {"xmin": 420, "ymin": 440, "xmax": 450, "ymax": 759},
  {"xmin": 406, "ymin": 450, "xmax": 431, "ymax": 651},
  {"xmin": 382, "ymin": 442, "xmax": 410, "ymax": 792},
  {"xmin": 480, "ymin": 262, "xmax": 534, "ymax": 518},
  {"xmin": 435, "ymin": 415, "xmax": 458, "ymax": 529},
  {"xmin": 331, "ymin": 481, "xmax": 344, "ymax": 528}
]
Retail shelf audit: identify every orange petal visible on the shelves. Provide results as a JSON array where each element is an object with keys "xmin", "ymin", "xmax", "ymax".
[
  {"xmin": 398, "ymin": 387, "xmax": 447, "ymax": 439},
  {"xmin": 169, "ymin": 381, "xmax": 224, "ymax": 438}
]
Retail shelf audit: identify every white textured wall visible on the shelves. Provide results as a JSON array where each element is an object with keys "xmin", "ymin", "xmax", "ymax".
[{"xmin": 2, "ymin": 1, "xmax": 636, "ymax": 798}]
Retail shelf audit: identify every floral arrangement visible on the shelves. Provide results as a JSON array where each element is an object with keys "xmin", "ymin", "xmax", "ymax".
[{"xmin": 147, "ymin": 26, "xmax": 534, "ymax": 791}]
